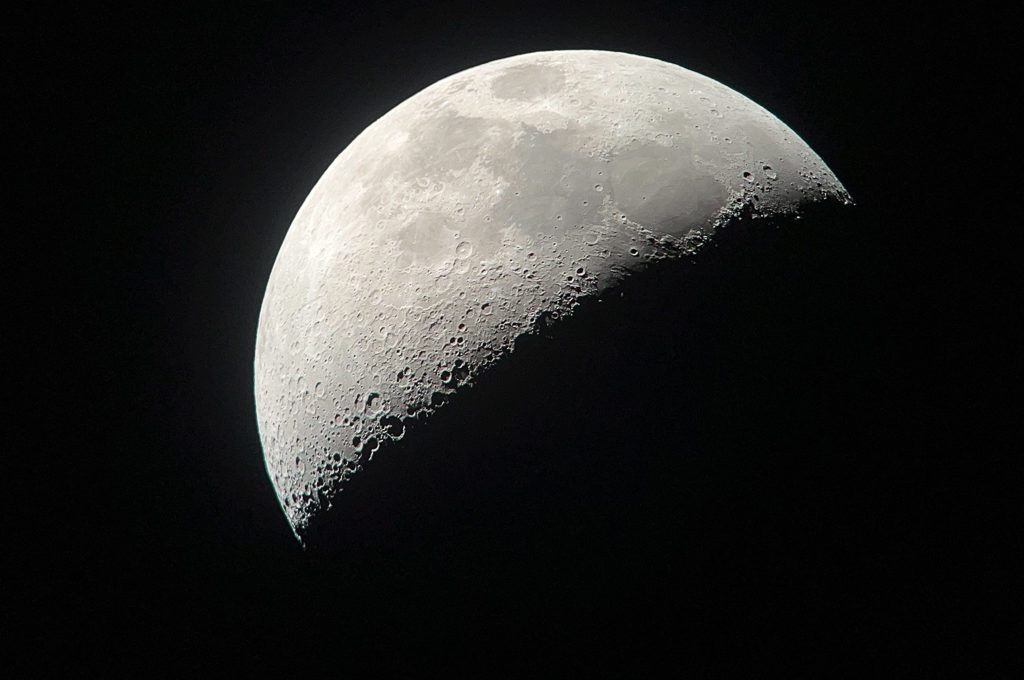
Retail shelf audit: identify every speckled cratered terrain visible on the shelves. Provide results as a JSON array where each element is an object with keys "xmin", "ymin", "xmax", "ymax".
[{"xmin": 255, "ymin": 50, "xmax": 851, "ymax": 541}]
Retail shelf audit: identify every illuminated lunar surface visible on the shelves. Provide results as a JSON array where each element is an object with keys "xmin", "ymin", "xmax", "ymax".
[{"xmin": 254, "ymin": 50, "xmax": 851, "ymax": 540}]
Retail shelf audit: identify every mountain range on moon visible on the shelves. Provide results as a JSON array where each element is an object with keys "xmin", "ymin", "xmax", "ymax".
[{"xmin": 254, "ymin": 49, "xmax": 852, "ymax": 541}]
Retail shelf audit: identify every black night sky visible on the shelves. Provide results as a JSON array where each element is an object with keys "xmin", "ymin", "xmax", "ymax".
[{"xmin": 12, "ymin": 2, "xmax": 1016, "ymax": 675}]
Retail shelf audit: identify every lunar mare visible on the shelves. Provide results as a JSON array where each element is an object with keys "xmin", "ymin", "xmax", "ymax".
[{"xmin": 254, "ymin": 50, "xmax": 851, "ymax": 540}]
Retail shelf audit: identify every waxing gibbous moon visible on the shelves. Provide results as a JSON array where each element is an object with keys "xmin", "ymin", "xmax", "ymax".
[{"xmin": 254, "ymin": 50, "xmax": 851, "ymax": 541}]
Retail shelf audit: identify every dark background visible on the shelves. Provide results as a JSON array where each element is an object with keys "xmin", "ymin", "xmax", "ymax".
[{"xmin": 11, "ymin": 2, "xmax": 1017, "ymax": 675}]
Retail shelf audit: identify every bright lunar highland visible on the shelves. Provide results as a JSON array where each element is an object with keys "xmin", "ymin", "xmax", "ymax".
[{"xmin": 254, "ymin": 50, "xmax": 851, "ymax": 540}]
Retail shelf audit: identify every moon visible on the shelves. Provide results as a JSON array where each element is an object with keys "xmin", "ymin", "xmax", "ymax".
[{"xmin": 254, "ymin": 50, "xmax": 851, "ymax": 541}]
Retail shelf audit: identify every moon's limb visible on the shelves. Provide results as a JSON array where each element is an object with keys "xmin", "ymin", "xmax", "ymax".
[{"xmin": 254, "ymin": 50, "xmax": 851, "ymax": 540}]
